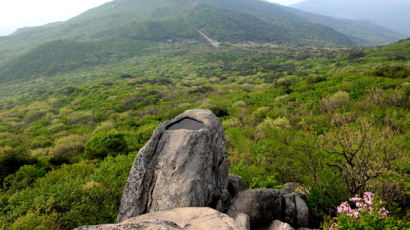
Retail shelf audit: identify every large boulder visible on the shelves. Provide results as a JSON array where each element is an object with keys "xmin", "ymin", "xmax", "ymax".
[
  {"xmin": 117, "ymin": 110, "xmax": 229, "ymax": 222},
  {"xmin": 76, "ymin": 207, "xmax": 249, "ymax": 230},
  {"xmin": 227, "ymin": 189, "xmax": 282, "ymax": 228}
]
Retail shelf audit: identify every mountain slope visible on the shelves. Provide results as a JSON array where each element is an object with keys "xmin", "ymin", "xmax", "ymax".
[
  {"xmin": 0, "ymin": 0, "xmax": 405, "ymax": 83},
  {"xmin": 291, "ymin": 0, "xmax": 410, "ymax": 36},
  {"xmin": 195, "ymin": 0, "xmax": 404, "ymax": 46},
  {"xmin": 0, "ymin": 39, "xmax": 157, "ymax": 83},
  {"xmin": 282, "ymin": 6, "xmax": 404, "ymax": 47},
  {"xmin": 0, "ymin": 0, "xmax": 387, "ymax": 62}
]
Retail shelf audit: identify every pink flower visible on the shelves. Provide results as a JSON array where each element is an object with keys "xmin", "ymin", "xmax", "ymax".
[
  {"xmin": 333, "ymin": 192, "xmax": 389, "ymax": 226},
  {"xmin": 329, "ymin": 222, "xmax": 339, "ymax": 230}
]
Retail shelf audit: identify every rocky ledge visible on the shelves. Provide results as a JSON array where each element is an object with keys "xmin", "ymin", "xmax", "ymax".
[{"xmin": 75, "ymin": 110, "xmax": 314, "ymax": 230}]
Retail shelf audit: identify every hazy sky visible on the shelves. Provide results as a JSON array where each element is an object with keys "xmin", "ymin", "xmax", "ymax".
[
  {"xmin": 0, "ymin": 0, "xmax": 113, "ymax": 36},
  {"xmin": 0, "ymin": 0, "xmax": 304, "ymax": 36}
]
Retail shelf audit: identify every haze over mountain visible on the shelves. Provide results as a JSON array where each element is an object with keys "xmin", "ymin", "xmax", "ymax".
[
  {"xmin": 0, "ymin": 0, "xmax": 405, "ymax": 82},
  {"xmin": 291, "ymin": 0, "xmax": 410, "ymax": 36}
]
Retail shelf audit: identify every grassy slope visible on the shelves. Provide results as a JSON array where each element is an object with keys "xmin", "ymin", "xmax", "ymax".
[
  {"xmin": 0, "ymin": 0, "xmax": 395, "ymax": 66},
  {"xmin": 0, "ymin": 40, "xmax": 408, "ymax": 229},
  {"xmin": 283, "ymin": 6, "xmax": 404, "ymax": 46},
  {"xmin": 0, "ymin": 40, "xmax": 410, "ymax": 229}
]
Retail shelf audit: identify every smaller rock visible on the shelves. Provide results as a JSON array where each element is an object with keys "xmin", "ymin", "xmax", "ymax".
[
  {"xmin": 282, "ymin": 194, "xmax": 296, "ymax": 225},
  {"xmin": 228, "ymin": 174, "xmax": 242, "ymax": 198},
  {"xmin": 280, "ymin": 183, "xmax": 298, "ymax": 196},
  {"xmin": 216, "ymin": 174, "xmax": 243, "ymax": 212},
  {"xmin": 295, "ymin": 195, "xmax": 309, "ymax": 227},
  {"xmin": 280, "ymin": 183, "xmax": 307, "ymax": 200},
  {"xmin": 282, "ymin": 193, "xmax": 309, "ymax": 228},
  {"xmin": 269, "ymin": 220, "xmax": 295, "ymax": 230},
  {"xmin": 227, "ymin": 189, "xmax": 282, "ymax": 228}
]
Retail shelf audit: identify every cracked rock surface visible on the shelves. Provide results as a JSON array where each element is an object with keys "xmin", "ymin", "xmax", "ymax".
[{"xmin": 116, "ymin": 109, "xmax": 229, "ymax": 223}]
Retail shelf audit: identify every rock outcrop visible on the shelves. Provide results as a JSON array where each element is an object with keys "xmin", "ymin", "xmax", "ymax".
[
  {"xmin": 282, "ymin": 193, "xmax": 309, "ymax": 227},
  {"xmin": 77, "ymin": 207, "xmax": 249, "ymax": 230},
  {"xmin": 75, "ymin": 109, "xmax": 312, "ymax": 230},
  {"xmin": 227, "ymin": 189, "xmax": 309, "ymax": 229},
  {"xmin": 117, "ymin": 109, "xmax": 229, "ymax": 222},
  {"xmin": 227, "ymin": 189, "xmax": 282, "ymax": 228}
]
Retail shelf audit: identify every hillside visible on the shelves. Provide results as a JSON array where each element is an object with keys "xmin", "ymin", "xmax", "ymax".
[
  {"xmin": 0, "ymin": 0, "xmax": 403, "ymax": 67},
  {"xmin": 291, "ymin": 0, "xmax": 410, "ymax": 36},
  {"xmin": 282, "ymin": 6, "xmax": 404, "ymax": 46},
  {"xmin": 0, "ymin": 38, "xmax": 408, "ymax": 229}
]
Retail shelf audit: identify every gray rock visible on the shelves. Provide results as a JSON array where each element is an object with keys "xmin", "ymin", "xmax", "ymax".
[
  {"xmin": 282, "ymin": 194, "xmax": 296, "ymax": 225},
  {"xmin": 216, "ymin": 174, "xmax": 243, "ymax": 212},
  {"xmin": 76, "ymin": 207, "xmax": 248, "ymax": 230},
  {"xmin": 295, "ymin": 195, "xmax": 309, "ymax": 227},
  {"xmin": 228, "ymin": 174, "xmax": 242, "ymax": 198},
  {"xmin": 117, "ymin": 110, "xmax": 229, "ymax": 222},
  {"xmin": 227, "ymin": 189, "xmax": 309, "ymax": 229},
  {"xmin": 269, "ymin": 220, "xmax": 295, "ymax": 230},
  {"xmin": 280, "ymin": 183, "xmax": 298, "ymax": 196},
  {"xmin": 227, "ymin": 189, "xmax": 282, "ymax": 229},
  {"xmin": 280, "ymin": 183, "xmax": 307, "ymax": 201},
  {"xmin": 282, "ymin": 193, "xmax": 309, "ymax": 228}
]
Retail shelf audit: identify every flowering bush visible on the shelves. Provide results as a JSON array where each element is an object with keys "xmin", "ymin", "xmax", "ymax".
[{"xmin": 327, "ymin": 192, "xmax": 409, "ymax": 230}]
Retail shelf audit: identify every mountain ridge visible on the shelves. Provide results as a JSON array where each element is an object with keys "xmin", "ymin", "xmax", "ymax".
[
  {"xmin": 291, "ymin": 0, "xmax": 410, "ymax": 36},
  {"xmin": 0, "ymin": 0, "xmax": 406, "ymax": 83}
]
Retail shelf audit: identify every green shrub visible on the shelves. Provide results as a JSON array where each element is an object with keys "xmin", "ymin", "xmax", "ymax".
[
  {"xmin": 84, "ymin": 132, "xmax": 128, "ymax": 159},
  {"xmin": 54, "ymin": 134, "xmax": 89, "ymax": 159},
  {"xmin": 3, "ymin": 165, "xmax": 46, "ymax": 192},
  {"xmin": 10, "ymin": 213, "xmax": 46, "ymax": 230},
  {"xmin": 373, "ymin": 66, "xmax": 409, "ymax": 79},
  {"xmin": 0, "ymin": 147, "xmax": 36, "ymax": 189},
  {"xmin": 0, "ymin": 154, "xmax": 134, "ymax": 229},
  {"xmin": 320, "ymin": 91, "xmax": 350, "ymax": 113}
]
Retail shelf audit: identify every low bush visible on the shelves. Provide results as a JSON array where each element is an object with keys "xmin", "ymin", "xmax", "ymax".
[
  {"xmin": 0, "ymin": 147, "xmax": 36, "ymax": 189},
  {"xmin": 326, "ymin": 192, "xmax": 409, "ymax": 230},
  {"xmin": 84, "ymin": 132, "xmax": 128, "ymax": 159},
  {"xmin": 320, "ymin": 91, "xmax": 350, "ymax": 114},
  {"xmin": 3, "ymin": 165, "xmax": 46, "ymax": 192},
  {"xmin": 373, "ymin": 66, "xmax": 409, "ymax": 79}
]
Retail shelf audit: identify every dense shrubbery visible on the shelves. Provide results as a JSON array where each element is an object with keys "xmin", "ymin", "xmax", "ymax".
[
  {"xmin": 0, "ymin": 154, "xmax": 134, "ymax": 229},
  {"xmin": 373, "ymin": 65, "xmax": 409, "ymax": 79},
  {"xmin": 0, "ymin": 40, "xmax": 408, "ymax": 229},
  {"xmin": 84, "ymin": 132, "xmax": 129, "ymax": 159}
]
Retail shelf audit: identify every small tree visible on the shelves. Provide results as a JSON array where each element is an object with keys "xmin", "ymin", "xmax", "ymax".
[{"xmin": 322, "ymin": 121, "xmax": 399, "ymax": 196}]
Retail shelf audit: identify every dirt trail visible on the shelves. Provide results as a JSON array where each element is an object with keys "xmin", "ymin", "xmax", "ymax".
[{"xmin": 183, "ymin": 8, "xmax": 220, "ymax": 48}]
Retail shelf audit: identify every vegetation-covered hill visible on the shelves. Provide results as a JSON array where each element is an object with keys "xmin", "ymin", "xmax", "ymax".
[
  {"xmin": 0, "ymin": 37, "xmax": 408, "ymax": 229},
  {"xmin": 0, "ymin": 0, "xmax": 404, "ymax": 67},
  {"xmin": 291, "ymin": 0, "xmax": 410, "ymax": 36},
  {"xmin": 283, "ymin": 6, "xmax": 404, "ymax": 46}
]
